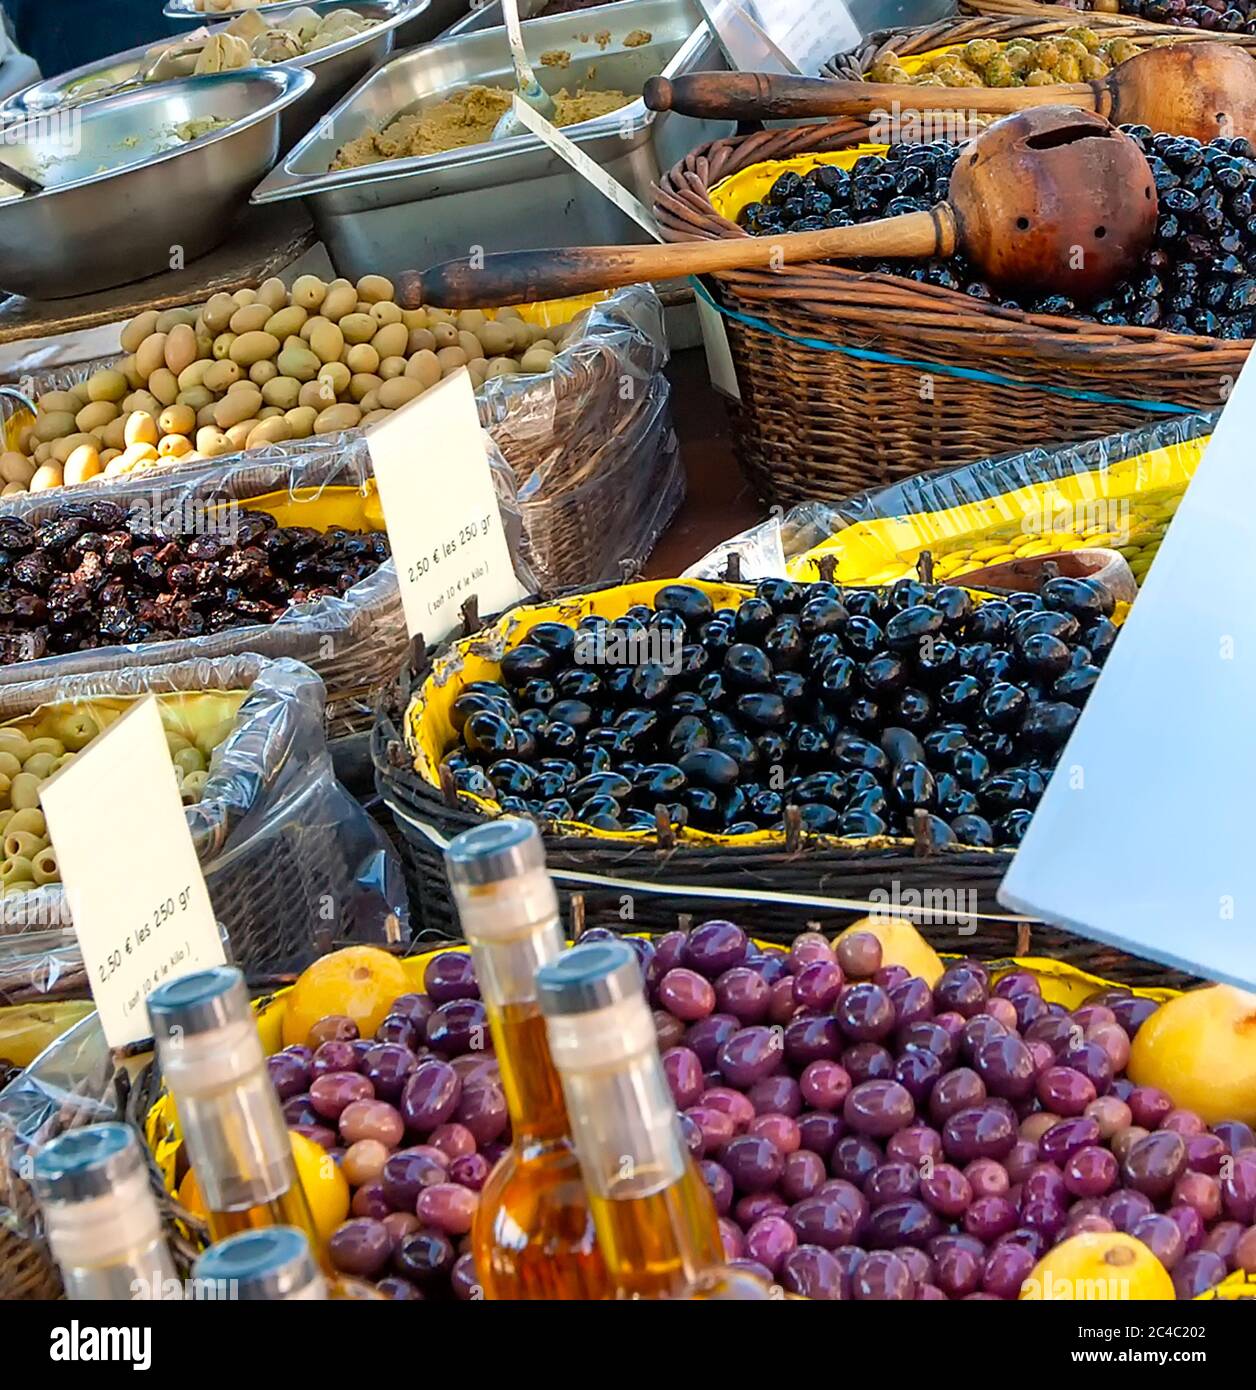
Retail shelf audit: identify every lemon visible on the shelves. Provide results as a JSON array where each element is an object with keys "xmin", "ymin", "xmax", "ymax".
[
  {"xmin": 282, "ymin": 945, "xmax": 410, "ymax": 1048},
  {"xmin": 290, "ymin": 1129, "xmax": 351, "ymax": 1244},
  {"xmin": 1021, "ymin": 1232, "xmax": 1175, "ymax": 1301}
]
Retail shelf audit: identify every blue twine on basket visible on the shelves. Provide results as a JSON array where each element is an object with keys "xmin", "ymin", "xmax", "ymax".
[{"xmin": 690, "ymin": 278, "xmax": 1200, "ymax": 417}]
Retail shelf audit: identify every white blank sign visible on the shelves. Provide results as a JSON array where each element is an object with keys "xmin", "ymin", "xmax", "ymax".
[{"xmin": 999, "ymin": 369, "xmax": 1254, "ymax": 990}]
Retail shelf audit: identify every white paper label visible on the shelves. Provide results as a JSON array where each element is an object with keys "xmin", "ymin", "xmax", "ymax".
[
  {"xmin": 39, "ymin": 696, "xmax": 225, "ymax": 1048},
  {"xmin": 695, "ymin": 287, "xmax": 741, "ymax": 401},
  {"xmin": 366, "ymin": 370, "xmax": 527, "ymax": 644},
  {"xmin": 743, "ymin": 0, "xmax": 860, "ymax": 75},
  {"xmin": 508, "ymin": 96, "xmax": 663, "ymax": 242}
]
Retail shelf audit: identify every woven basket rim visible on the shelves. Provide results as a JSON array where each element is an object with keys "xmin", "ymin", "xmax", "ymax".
[{"xmin": 652, "ymin": 120, "xmax": 1256, "ymax": 364}]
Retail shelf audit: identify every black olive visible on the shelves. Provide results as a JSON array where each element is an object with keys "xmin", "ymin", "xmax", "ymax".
[
  {"xmin": 846, "ymin": 786, "xmax": 889, "ymax": 820},
  {"xmin": 840, "ymin": 809, "xmax": 888, "ymax": 837},
  {"xmin": 578, "ymin": 745, "xmax": 613, "ymax": 774},
  {"xmin": 630, "ymin": 663, "xmax": 672, "ymax": 704},
  {"xmin": 672, "ymin": 692, "xmax": 709, "ymax": 717},
  {"xmin": 891, "ymin": 760, "xmax": 936, "ymax": 810},
  {"xmin": 957, "ymin": 642, "xmax": 994, "ymax": 675},
  {"xmin": 794, "ymin": 771, "xmax": 846, "ymax": 806},
  {"xmin": 500, "ymin": 643, "xmax": 554, "ymax": 687},
  {"xmin": 1017, "ymin": 633, "xmax": 1072, "ymax": 681},
  {"xmin": 1042, "ymin": 575, "xmax": 1113, "ymax": 618},
  {"xmin": 553, "ymin": 669, "xmax": 602, "ymax": 700},
  {"xmin": 1014, "ymin": 609, "xmax": 1081, "ymax": 645},
  {"xmin": 971, "ymin": 726, "xmax": 1017, "ymax": 764},
  {"xmin": 757, "ymin": 579, "xmax": 804, "ymax": 611},
  {"xmin": 678, "ymin": 748, "xmax": 741, "ymax": 791},
  {"xmin": 951, "ymin": 813, "xmax": 995, "ymax": 848},
  {"xmin": 885, "ymin": 604, "xmax": 945, "ymax": 653},
  {"xmin": 994, "ymin": 809, "xmax": 1033, "ymax": 846},
  {"xmin": 603, "ymin": 666, "xmax": 636, "ymax": 701},
  {"xmin": 981, "ymin": 682, "xmax": 1028, "ymax": 729},
  {"xmin": 736, "ymin": 692, "xmax": 787, "ymax": 729},
  {"xmin": 652, "ymin": 582, "xmax": 714, "ymax": 629},
  {"xmin": 632, "ymin": 762, "xmax": 687, "ymax": 800},
  {"xmin": 725, "ymin": 642, "xmax": 774, "ymax": 691},
  {"xmin": 622, "ymin": 809, "xmax": 662, "ymax": 831},
  {"xmin": 579, "ymin": 795, "xmax": 624, "ymax": 822},
  {"xmin": 895, "ymin": 688, "xmax": 934, "ymax": 730},
  {"xmin": 764, "ymin": 617, "xmax": 805, "ymax": 669},
  {"xmin": 1052, "ymin": 664, "xmax": 1102, "ymax": 704},
  {"xmin": 1006, "ymin": 765, "xmax": 1047, "ymax": 798},
  {"xmin": 843, "ymin": 615, "xmax": 884, "ymax": 658},
  {"xmin": 792, "ymin": 802, "xmax": 837, "ymax": 833},
  {"xmin": 683, "ymin": 786, "xmax": 723, "ymax": 828},
  {"xmin": 533, "ymin": 772, "xmax": 569, "ymax": 800},
  {"xmin": 981, "ymin": 649, "xmax": 1018, "ymax": 684},
  {"xmin": 548, "ymin": 699, "xmax": 595, "ymax": 732},
  {"xmin": 965, "ymin": 602, "xmax": 1015, "ymax": 643},
  {"xmin": 809, "ymin": 632, "xmax": 844, "ymax": 668},
  {"xmin": 699, "ymin": 672, "xmax": 729, "ymax": 706},
  {"xmin": 453, "ymin": 767, "xmax": 496, "ymax": 798},
  {"xmin": 915, "ymin": 638, "xmax": 959, "ymax": 683},
  {"xmin": 862, "ymin": 653, "xmax": 907, "ymax": 694},
  {"xmin": 790, "ymin": 725, "xmax": 831, "ymax": 766},
  {"xmin": 700, "ymin": 620, "xmax": 734, "ymax": 656},
  {"xmin": 542, "ymin": 721, "xmax": 579, "ymax": 755},
  {"xmin": 938, "ymin": 675, "xmax": 983, "ymax": 719},
  {"xmin": 451, "ymin": 691, "xmax": 514, "ymax": 731},
  {"xmin": 939, "ymin": 783, "xmax": 980, "ymax": 818},
  {"xmin": 518, "ymin": 679, "xmax": 556, "ymax": 708},
  {"xmin": 666, "ymin": 714, "xmax": 710, "ymax": 757},
  {"xmin": 526, "ymin": 622, "xmax": 576, "ymax": 661},
  {"xmin": 848, "ymin": 696, "xmax": 882, "ymax": 731},
  {"xmin": 464, "ymin": 711, "xmax": 518, "ymax": 756},
  {"xmin": 833, "ymin": 735, "xmax": 890, "ymax": 775},
  {"xmin": 979, "ymin": 773, "xmax": 1031, "ymax": 814},
  {"xmin": 517, "ymin": 709, "xmax": 548, "ymax": 735},
  {"xmin": 585, "ymin": 726, "xmax": 633, "ymax": 755},
  {"xmin": 613, "ymin": 708, "xmax": 658, "ymax": 744},
  {"xmin": 843, "ymin": 589, "xmax": 879, "ymax": 618},
  {"xmin": 817, "ymin": 655, "xmax": 858, "ymax": 707},
  {"xmin": 951, "ymin": 746, "xmax": 992, "ymax": 789},
  {"xmin": 441, "ymin": 750, "xmax": 472, "ymax": 772},
  {"xmin": 934, "ymin": 586, "xmax": 973, "ymax": 624},
  {"xmin": 881, "ymin": 727, "xmax": 925, "ymax": 765},
  {"xmin": 756, "ymin": 731, "xmax": 790, "ymax": 765},
  {"xmin": 499, "ymin": 797, "xmax": 530, "ymax": 815},
  {"xmin": 1020, "ymin": 700, "xmax": 1080, "ymax": 752},
  {"xmin": 734, "ymin": 598, "xmax": 775, "ymax": 643},
  {"xmin": 923, "ymin": 728, "xmax": 971, "ymax": 765},
  {"xmin": 1086, "ymin": 618, "xmax": 1119, "ymax": 660}
]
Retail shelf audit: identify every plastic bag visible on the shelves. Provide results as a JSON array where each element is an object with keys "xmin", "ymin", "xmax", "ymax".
[
  {"xmin": 476, "ymin": 286, "xmax": 684, "ymax": 589},
  {"xmin": 686, "ymin": 410, "xmax": 1217, "ymax": 586},
  {"xmin": 0, "ymin": 653, "xmax": 409, "ymax": 1003}
]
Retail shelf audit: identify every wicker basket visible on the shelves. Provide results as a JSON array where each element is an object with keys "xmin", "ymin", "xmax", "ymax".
[
  {"xmin": 832, "ymin": 11, "xmax": 1256, "ymax": 72},
  {"xmin": 653, "ymin": 121, "xmax": 1250, "ymax": 507}
]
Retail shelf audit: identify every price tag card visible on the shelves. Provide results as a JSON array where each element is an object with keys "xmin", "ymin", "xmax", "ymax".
[
  {"xmin": 366, "ymin": 369, "xmax": 527, "ymax": 644},
  {"xmin": 39, "ymin": 696, "xmax": 225, "ymax": 1048}
]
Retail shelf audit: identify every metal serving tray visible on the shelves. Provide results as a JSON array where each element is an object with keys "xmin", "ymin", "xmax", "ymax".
[
  {"xmin": 165, "ymin": 0, "xmax": 471, "ymax": 51},
  {"xmin": 251, "ymin": 0, "xmax": 731, "ymax": 280},
  {"xmin": 2, "ymin": 1, "xmax": 421, "ymax": 153}
]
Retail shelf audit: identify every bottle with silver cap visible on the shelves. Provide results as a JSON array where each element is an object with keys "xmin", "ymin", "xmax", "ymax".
[
  {"xmin": 193, "ymin": 1226, "xmax": 327, "ymax": 1300},
  {"xmin": 33, "ymin": 1122, "xmax": 178, "ymax": 1300},
  {"xmin": 445, "ymin": 818, "xmax": 608, "ymax": 1300},
  {"xmin": 147, "ymin": 965, "xmax": 320, "ymax": 1253},
  {"xmin": 537, "ymin": 940, "xmax": 774, "ymax": 1300}
]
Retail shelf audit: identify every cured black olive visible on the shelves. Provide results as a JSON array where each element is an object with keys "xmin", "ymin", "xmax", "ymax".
[
  {"xmin": 487, "ymin": 759, "xmax": 535, "ymax": 796},
  {"xmin": 538, "ymin": 758, "xmax": 577, "ymax": 781},
  {"xmin": 683, "ymin": 786, "xmax": 723, "ymax": 828},
  {"xmin": 764, "ymin": 617, "xmax": 805, "ymax": 669},
  {"xmin": 1017, "ymin": 633, "xmax": 1072, "ymax": 681},
  {"xmin": 774, "ymin": 672, "xmax": 809, "ymax": 706},
  {"xmin": 586, "ymin": 812, "xmax": 623, "ymax": 831},
  {"xmin": 727, "ymin": 820, "xmax": 760, "ymax": 836},
  {"xmin": 792, "ymin": 724, "xmax": 832, "ymax": 765},
  {"xmin": 840, "ymin": 809, "xmax": 888, "ymax": 837},
  {"xmin": 794, "ymin": 771, "xmax": 846, "ymax": 805},
  {"xmin": 675, "ymin": 645, "xmax": 710, "ymax": 684},
  {"xmin": 847, "ymin": 786, "xmax": 889, "ymax": 820},
  {"xmin": 1020, "ymin": 700, "xmax": 1080, "ymax": 752},
  {"xmin": 671, "ymin": 691, "xmax": 709, "ymax": 716},
  {"xmin": 622, "ymin": 809, "xmax": 662, "ymax": 831},
  {"xmin": 736, "ymin": 692, "xmax": 788, "ymax": 729},
  {"xmin": 542, "ymin": 721, "xmax": 579, "ymax": 755},
  {"xmin": 750, "ymin": 788, "xmax": 784, "ymax": 823},
  {"xmin": 616, "ymin": 708, "xmax": 660, "ymax": 743},
  {"xmin": 887, "ymin": 578, "xmax": 930, "ymax": 611},
  {"xmin": 585, "ymin": 727, "xmax": 633, "ymax": 756},
  {"xmin": 499, "ymin": 796, "xmax": 530, "ymax": 815},
  {"xmin": 994, "ymin": 809, "xmax": 1034, "ymax": 846},
  {"xmin": 885, "ymin": 604, "xmax": 946, "ymax": 653},
  {"xmin": 833, "ymin": 735, "xmax": 890, "ymax": 775},
  {"xmin": 940, "ymin": 786, "xmax": 981, "ymax": 819},
  {"xmin": 862, "ymin": 653, "xmax": 907, "ymax": 695},
  {"xmin": 981, "ymin": 682, "xmax": 1028, "ymax": 729},
  {"xmin": 938, "ymin": 676, "xmax": 983, "ymax": 719},
  {"xmin": 725, "ymin": 642, "xmax": 774, "ymax": 690},
  {"xmin": 451, "ymin": 691, "xmax": 514, "ymax": 732},
  {"xmin": 957, "ymin": 642, "xmax": 994, "ymax": 675},
  {"xmin": 698, "ymin": 672, "xmax": 729, "ymax": 706},
  {"xmin": 679, "ymin": 748, "xmax": 741, "ymax": 791},
  {"xmin": 756, "ymin": 578, "xmax": 804, "ymax": 611},
  {"xmin": 951, "ymin": 746, "xmax": 992, "ymax": 788},
  {"xmin": 453, "ymin": 766, "xmax": 496, "ymax": 798},
  {"xmin": 934, "ymin": 586, "xmax": 973, "ymax": 624},
  {"xmin": 548, "ymin": 698, "xmax": 594, "ymax": 732},
  {"xmin": 500, "ymin": 643, "xmax": 554, "ymax": 688},
  {"xmin": 633, "ymin": 763, "xmax": 687, "ymax": 799},
  {"xmin": 757, "ymin": 731, "xmax": 790, "ymax": 765},
  {"xmin": 895, "ymin": 688, "xmax": 934, "ymax": 729},
  {"xmin": 1052, "ymin": 664, "xmax": 1102, "ymax": 704},
  {"xmin": 965, "ymin": 602, "xmax": 1015, "ymax": 643},
  {"xmin": 666, "ymin": 714, "xmax": 710, "ymax": 757},
  {"xmin": 1041, "ymin": 575, "xmax": 1114, "ymax": 620},
  {"xmin": 526, "ymin": 622, "xmax": 577, "ymax": 661},
  {"xmin": 979, "ymin": 773, "xmax": 1031, "ymax": 814},
  {"xmin": 579, "ymin": 796, "xmax": 624, "ymax": 821},
  {"xmin": 699, "ymin": 620, "xmax": 734, "ymax": 656},
  {"xmin": 603, "ymin": 667, "xmax": 635, "ymax": 701},
  {"xmin": 517, "ymin": 708, "xmax": 548, "ymax": 735},
  {"xmin": 915, "ymin": 815, "xmax": 956, "ymax": 851},
  {"xmin": 922, "ymin": 727, "xmax": 969, "ymax": 763},
  {"xmin": 951, "ymin": 813, "xmax": 995, "ymax": 848},
  {"xmin": 818, "ymin": 655, "xmax": 858, "ymax": 707},
  {"xmin": 981, "ymin": 650, "xmax": 1018, "ymax": 684},
  {"xmin": 630, "ymin": 663, "xmax": 673, "ymax": 704},
  {"xmin": 1086, "ymin": 618, "xmax": 1119, "ymax": 661},
  {"xmin": 799, "ymin": 803, "xmax": 841, "ymax": 833},
  {"xmin": 971, "ymin": 726, "xmax": 1016, "ymax": 764},
  {"xmin": 891, "ymin": 760, "xmax": 936, "ymax": 810},
  {"xmin": 464, "ymin": 711, "xmax": 518, "ymax": 756},
  {"xmin": 1007, "ymin": 593, "xmax": 1043, "ymax": 613},
  {"xmin": 1014, "ymin": 610, "xmax": 1081, "ymax": 645},
  {"xmin": 441, "ymin": 750, "xmax": 472, "ymax": 773},
  {"xmin": 843, "ymin": 589, "xmax": 879, "ymax": 618},
  {"xmin": 847, "ymin": 696, "xmax": 882, "ymax": 731},
  {"xmin": 653, "ymin": 584, "xmax": 715, "ymax": 627},
  {"xmin": 578, "ymin": 746, "xmax": 613, "ymax": 773},
  {"xmin": 800, "ymin": 596, "xmax": 848, "ymax": 636},
  {"xmin": 519, "ymin": 679, "xmax": 556, "ymax": 707},
  {"xmin": 533, "ymin": 771, "xmax": 569, "ymax": 800},
  {"xmin": 734, "ymin": 598, "xmax": 775, "ymax": 643},
  {"xmin": 880, "ymin": 727, "xmax": 925, "ymax": 766},
  {"xmin": 809, "ymin": 632, "xmax": 843, "ymax": 667},
  {"xmin": 553, "ymin": 669, "xmax": 602, "ymax": 699},
  {"xmin": 842, "ymin": 615, "xmax": 884, "ymax": 658}
]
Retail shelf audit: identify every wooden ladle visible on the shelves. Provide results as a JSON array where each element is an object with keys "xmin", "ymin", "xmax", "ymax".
[
  {"xmin": 643, "ymin": 41, "xmax": 1256, "ymax": 144},
  {"xmin": 398, "ymin": 107, "xmax": 1157, "ymax": 309}
]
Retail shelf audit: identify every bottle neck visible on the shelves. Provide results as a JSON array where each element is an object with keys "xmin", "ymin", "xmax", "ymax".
[{"xmin": 469, "ymin": 917, "xmax": 570, "ymax": 1144}]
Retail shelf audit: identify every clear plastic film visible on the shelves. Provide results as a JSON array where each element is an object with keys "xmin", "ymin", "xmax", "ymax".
[
  {"xmin": 0, "ymin": 653, "xmax": 409, "ymax": 1006},
  {"xmin": 475, "ymin": 286, "xmax": 684, "ymax": 590},
  {"xmin": 686, "ymin": 411, "xmax": 1218, "ymax": 589}
]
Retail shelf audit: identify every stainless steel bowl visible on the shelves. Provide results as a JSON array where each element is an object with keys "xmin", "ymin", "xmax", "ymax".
[
  {"xmin": 165, "ymin": 0, "xmax": 467, "ymax": 49},
  {"xmin": 251, "ymin": 0, "xmax": 731, "ymax": 281},
  {"xmin": 0, "ymin": 66, "xmax": 314, "ymax": 300},
  {"xmin": 2, "ymin": 1, "xmax": 423, "ymax": 153}
]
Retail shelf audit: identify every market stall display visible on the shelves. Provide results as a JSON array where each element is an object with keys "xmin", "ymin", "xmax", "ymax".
[
  {"xmin": 1, "ymin": 2, "xmax": 419, "ymax": 154},
  {"xmin": 0, "ymin": 68, "xmax": 314, "ymax": 301},
  {"xmin": 963, "ymin": 0, "xmax": 1256, "ymax": 33}
]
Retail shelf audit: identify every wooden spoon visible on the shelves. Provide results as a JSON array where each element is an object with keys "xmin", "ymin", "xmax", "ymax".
[
  {"xmin": 644, "ymin": 41, "xmax": 1256, "ymax": 144},
  {"xmin": 398, "ymin": 108, "xmax": 1157, "ymax": 308}
]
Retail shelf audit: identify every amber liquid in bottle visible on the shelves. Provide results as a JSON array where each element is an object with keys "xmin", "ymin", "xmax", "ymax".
[
  {"xmin": 205, "ymin": 1187, "xmax": 318, "ymax": 1245},
  {"xmin": 473, "ymin": 1002, "xmax": 608, "ymax": 1299}
]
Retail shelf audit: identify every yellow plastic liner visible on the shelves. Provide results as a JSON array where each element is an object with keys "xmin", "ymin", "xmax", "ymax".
[
  {"xmin": 787, "ymin": 436, "xmax": 1206, "ymax": 589},
  {"xmin": 709, "ymin": 145, "xmax": 888, "ymax": 224}
]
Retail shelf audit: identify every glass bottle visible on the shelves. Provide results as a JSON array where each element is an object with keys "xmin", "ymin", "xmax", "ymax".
[
  {"xmin": 537, "ymin": 941, "xmax": 774, "ymax": 1300},
  {"xmin": 147, "ymin": 965, "xmax": 320, "ymax": 1252},
  {"xmin": 445, "ymin": 818, "xmax": 608, "ymax": 1300},
  {"xmin": 193, "ymin": 1226, "xmax": 327, "ymax": 1300},
  {"xmin": 32, "ymin": 1122, "xmax": 178, "ymax": 1301}
]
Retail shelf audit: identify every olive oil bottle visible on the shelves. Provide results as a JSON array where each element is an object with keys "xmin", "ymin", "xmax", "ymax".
[
  {"xmin": 147, "ymin": 966, "xmax": 321, "ymax": 1253},
  {"xmin": 445, "ymin": 818, "xmax": 608, "ymax": 1300},
  {"xmin": 537, "ymin": 941, "xmax": 774, "ymax": 1300}
]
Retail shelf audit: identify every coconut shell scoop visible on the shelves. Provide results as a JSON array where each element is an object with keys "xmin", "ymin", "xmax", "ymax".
[
  {"xmin": 643, "ymin": 41, "xmax": 1256, "ymax": 144},
  {"xmin": 399, "ymin": 107, "xmax": 1157, "ymax": 309}
]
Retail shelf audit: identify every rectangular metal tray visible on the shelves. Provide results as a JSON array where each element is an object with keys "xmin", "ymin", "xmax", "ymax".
[{"xmin": 251, "ymin": 0, "xmax": 731, "ymax": 281}]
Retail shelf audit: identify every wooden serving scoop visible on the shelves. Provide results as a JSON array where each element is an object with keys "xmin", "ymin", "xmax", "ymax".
[
  {"xmin": 398, "ymin": 108, "xmax": 1157, "ymax": 309},
  {"xmin": 643, "ymin": 41, "xmax": 1256, "ymax": 144}
]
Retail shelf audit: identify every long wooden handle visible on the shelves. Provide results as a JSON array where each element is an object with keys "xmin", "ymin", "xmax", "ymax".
[
  {"xmin": 0, "ymin": 158, "xmax": 43, "ymax": 197},
  {"xmin": 643, "ymin": 71, "xmax": 1099, "ymax": 120},
  {"xmin": 396, "ymin": 207, "xmax": 956, "ymax": 308}
]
